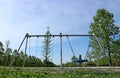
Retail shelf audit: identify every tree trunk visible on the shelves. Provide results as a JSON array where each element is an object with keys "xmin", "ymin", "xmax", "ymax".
[{"xmin": 107, "ymin": 40, "xmax": 112, "ymax": 67}]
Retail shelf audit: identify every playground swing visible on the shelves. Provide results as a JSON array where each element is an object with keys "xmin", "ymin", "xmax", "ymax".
[
  {"xmin": 28, "ymin": 36, "xmax": 54, "ymax": 64},
  {"xmin": 66, "ymin": 36, "xmax": 88, "ymax": 63},
  {"xmin": 51, "ymin": 36, "xmax": 54, "ymax": 62},
  {"xmin": 28, "ymin": 37, "xmax": 39, "ymax": 64}
]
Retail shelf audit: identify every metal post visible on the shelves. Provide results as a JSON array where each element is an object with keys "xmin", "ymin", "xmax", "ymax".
[
  {"xmin": 60, "ymin": 33, "xmax": 62, "ymax": 67},
  {"xmin": 9, "ymin": 33, "xmax": 28, "ymax": 67},
  {"xmin": 23, "ymin": 34, "xmax": 29, "ymax": 67}
]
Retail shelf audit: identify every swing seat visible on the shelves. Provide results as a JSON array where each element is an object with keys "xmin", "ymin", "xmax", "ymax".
[{"xmin": 73, "ymin": 60, "xmax": 88, "ymax": 63}]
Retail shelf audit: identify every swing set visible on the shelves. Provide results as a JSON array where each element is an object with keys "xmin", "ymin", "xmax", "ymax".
[
  {"xmin": 66, "ymin": 36, "xmax": 88, "ymax": 63},
  {"xmin": 10, "ymin": 33, "xmax": 99, "ymax": 67},
  {"xmin": 28, "ymin": 36, "xmax": 39, "ymax": 64}
]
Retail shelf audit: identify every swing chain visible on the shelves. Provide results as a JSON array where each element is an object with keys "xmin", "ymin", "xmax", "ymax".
[{"xmin": 66, "ymin": 36, "xmax": 76, "ymax": 57}]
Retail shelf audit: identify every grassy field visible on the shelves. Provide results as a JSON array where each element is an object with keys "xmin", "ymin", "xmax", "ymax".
[{"xmin": 0, "ymin": 67, "xmax": 120, "ymax": 78}]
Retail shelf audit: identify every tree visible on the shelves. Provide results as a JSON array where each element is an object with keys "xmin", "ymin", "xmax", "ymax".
[
  {"xmin": 111, "ymin": 39, "xmax": 120, "ymax": 64},
  {"xmin": 42, "ymin": 27, "xmax": 52, "ymax": 66},
  {"xmin": 4, "ymin": 40, "xmax": 12, "ymax": 66},
  {"xmin": 89, "ymin": 9, "xmax": 120, "ymax": 66},
  {"xmin": 71, "ymin": 56, "xmax": 78, "ymax": 62},
  {"xmin": 12, "ymin": 49, "xmax": 18, "ymax": 66},
  {"xmin": 0, "ymin": 42, "xmax": 4, "ymax": 65}
]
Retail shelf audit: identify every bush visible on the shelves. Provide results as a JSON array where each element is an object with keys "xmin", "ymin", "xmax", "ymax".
[{"xmin": 84, "ymin": 62, "xmax": 96, "ymax": 66}]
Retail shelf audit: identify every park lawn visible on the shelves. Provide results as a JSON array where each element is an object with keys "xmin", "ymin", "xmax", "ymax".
[{"xmin": 0, "ymin": 67, "xmax": 120, "ymax": 78}]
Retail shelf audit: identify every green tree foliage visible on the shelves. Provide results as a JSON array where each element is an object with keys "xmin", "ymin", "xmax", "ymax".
[
  {"xmin": 111, "ymin": 39, "xmax": 120, "ymax": 65},
  {"xmin": 89, "ymin": 9, "xmax": 120, "ymax": 66},
  {"xmin": 0, "ymin": 42, "xmax": 4, "ymax": 65},
  {"xmin": 0, "ymin": 41, "xmax": 44, "ymax": 67},
  {"xmin": 0, "ymin": 42, "xmax": 4, "ymax": 53},
  {"xmin": 63, "ymin": 62, "xmax": 76, "ymax": 67},
  {"xmin": 71, "ymin": 56, "xmax": 78, "ymax": 62},
  {"xmin": 42, "ymin": 27, "xmax": 52, "ymax": 66},
  {"xmin": 4, "ymin": 48, "xmax": 12, "ymax": 66}
]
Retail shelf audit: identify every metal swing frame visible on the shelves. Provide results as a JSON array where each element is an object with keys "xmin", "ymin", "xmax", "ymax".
[
  {"xmin": 66, "ymin": 36, "xmax": 89, "ymax": 63},
  {"xmin": 10, "ymin": 33, "xmax": 96, "ymax": 67},
  {"xmin": 28, "ymin": 37, "xmax": 39, "ymax": 65}
]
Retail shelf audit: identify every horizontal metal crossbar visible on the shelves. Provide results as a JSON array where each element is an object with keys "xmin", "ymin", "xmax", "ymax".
[{"xmin": 26, "ymin": 33, "xmax": 93, "ymax": 38}]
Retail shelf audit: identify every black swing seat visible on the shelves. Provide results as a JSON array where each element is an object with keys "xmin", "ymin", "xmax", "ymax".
[{"xmin": 73, "ymin": 60, "xmax": 88, "ymax": 63}]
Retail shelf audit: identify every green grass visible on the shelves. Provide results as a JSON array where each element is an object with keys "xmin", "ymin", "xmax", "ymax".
[{"xmin": 0, "ymin": 67, "xmax": 120, "ymax": 78}]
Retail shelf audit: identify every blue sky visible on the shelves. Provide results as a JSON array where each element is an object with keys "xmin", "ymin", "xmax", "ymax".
[{"xmin": 0, "ymin": 0, "xmax": 120, "ymax": 65}]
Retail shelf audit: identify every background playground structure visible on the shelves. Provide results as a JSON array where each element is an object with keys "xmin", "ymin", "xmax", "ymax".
[{"xmin": 10, "ymin": 33, "xmax": 103, "ymax": 67}]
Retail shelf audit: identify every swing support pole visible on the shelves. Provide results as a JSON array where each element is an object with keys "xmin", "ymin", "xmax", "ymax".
[
  {"xmin": 60, "ymin": 33, "xmax": 62, "ymax": 67},
  {"xmin": 9, "ymin": 33, "xmax": 29, "ymax": 67},
  {"xmin": 23, "ymin": 34, "xmax": 29, "ymax": 67}
]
